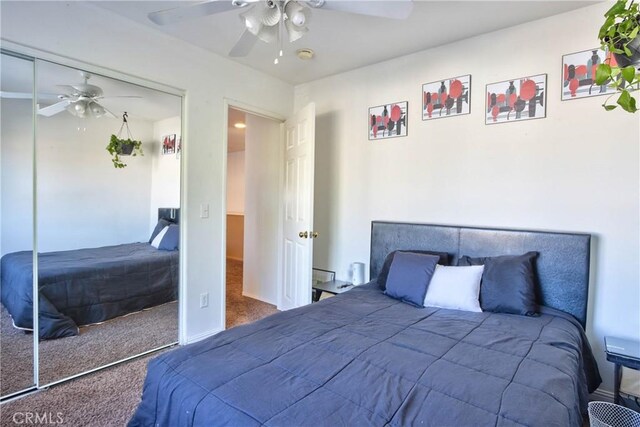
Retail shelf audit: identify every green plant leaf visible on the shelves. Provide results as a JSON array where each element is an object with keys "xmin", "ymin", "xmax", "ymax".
[
  {"xmin": 616, "ymin": 89, "xmax": 638, "ymax": 112},
  {"xmin": 622, "ymin": 65, "xmax": 636, "ymax": 83},
  {"xmin": 629, "ymin": 26, "xmax": 639, "ymax": 40},
  {"xmin": 603, "ymin": 104, "xmax": 618, "ymax": 110},
  {"xmin": 596, "ymin": 64, "xmax": 612, "ymax": 85},
  {"xmin": 605, "ymin": 0, "xmax": 627, "ymax": 16}
]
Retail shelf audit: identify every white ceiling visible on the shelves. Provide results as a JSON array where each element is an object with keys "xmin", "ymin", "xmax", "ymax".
[
  {"xmin": 95, "ymin": 0, "xmax": 598, "ymax": 85},
  {"xmin": 1, "ymin": 53, "xmax": 182, "ymax": 122}
]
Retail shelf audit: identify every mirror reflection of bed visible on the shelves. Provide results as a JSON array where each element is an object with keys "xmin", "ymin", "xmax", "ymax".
[{"xmin": 0, "ymin": 58, "xmax": 182, "ymax": 391}]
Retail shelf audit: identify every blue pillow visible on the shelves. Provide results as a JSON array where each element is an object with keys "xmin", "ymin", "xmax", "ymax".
[
  {"xmin": 457, "ymin": 252, "xmax": 538, "ymax": 315},
  {"xmin": 149, "ymin": 218, "xmax": 171, "ymax": 243},
  {"xmin": 384, "ymin": 252, "xmax": 439, "ymax": 307},
  {"xmin": 158, "ymin": 224, "xmax": 179, "ymax": 251}
]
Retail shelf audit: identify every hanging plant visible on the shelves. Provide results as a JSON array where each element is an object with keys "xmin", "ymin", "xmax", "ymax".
[
  {"xmin": 595, "ymin": 0, "xmax": 640, "ymax": 112},
  {"xmin": 106, "ymin": 112, "xmax": 143, "ymax": 168}
]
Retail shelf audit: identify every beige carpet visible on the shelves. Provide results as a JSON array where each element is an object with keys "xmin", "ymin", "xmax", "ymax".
[
  {"xmin": 1, "ymin": 302, "xmax": 178, "ymax": 396},
  {"xmin": 1, "ymin": 259, "xmax": 277, "ymax": 426},
  {"xmin": 226, "ymin": 259, "xmax": 278, "ymax": 329}
]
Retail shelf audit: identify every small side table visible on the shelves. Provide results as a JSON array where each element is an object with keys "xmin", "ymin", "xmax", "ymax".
[
  {"xmin": 312, "ymin": 280, "xmax": 353, "ymax": 302},
  {"xmin": 604, "ymin": 336, "xmax": 640, "ymax": 405}
]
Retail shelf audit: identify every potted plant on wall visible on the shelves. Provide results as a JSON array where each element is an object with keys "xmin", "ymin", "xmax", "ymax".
[
  {"xmin": 595, "ymin": 0, "xmax": 640, "ymax": 112},
  {"xmin": 106, "ymin": 112, "xmax": 144, "ymax": 168}
]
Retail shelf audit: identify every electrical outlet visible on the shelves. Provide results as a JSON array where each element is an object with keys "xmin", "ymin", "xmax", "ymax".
[{"xmin": 200, "ymin": 292, "xmax": 209, "ymax": 308}]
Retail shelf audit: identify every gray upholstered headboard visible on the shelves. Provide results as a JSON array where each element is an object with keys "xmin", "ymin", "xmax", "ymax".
[{"xmin": 370, "ymin": 221, "xmax": 591, "ymax": 328}]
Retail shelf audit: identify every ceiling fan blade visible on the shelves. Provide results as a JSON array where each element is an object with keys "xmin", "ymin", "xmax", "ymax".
[
  {"xmin": 98, "ymin": 96, "xmax": 144, "ymax": 99},
  {"xmin": 229, "ymin": 29, "xmax": 259, "ymax": 57},
  {"xmin": 308, "ymin": 0, "xmax": 413, "ymax": 20},
  {"xmin": 148, "ymin": 1, "xmax": 241, "ymax": 25},
  {"xmin": 0, "ymin": 91, "xmax": 60, "ymax": 100},
  {"xmin": 56, "ymin": 85, "xmax": 77, "ymax": 92},
  {"xmin": 38, "ymin": 100, "xmax": 71, "ymax": 117},
  {"xmin": 101, "ymin": 105, "xmax": 119, "ymax": 120}
]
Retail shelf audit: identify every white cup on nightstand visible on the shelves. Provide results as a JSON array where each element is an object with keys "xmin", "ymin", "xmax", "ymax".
[{"xmin": 351, "ymin": 262, "xmax": 365, "ymax": 285}]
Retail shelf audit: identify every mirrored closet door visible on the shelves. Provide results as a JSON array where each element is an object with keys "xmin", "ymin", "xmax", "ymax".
[
  {"xmin": 34, "ymin": 59, "xmax": 182, "ymax": 386},
  {"xmin": 0, "ymin": 51, "xmax": 37, "ymax": 398}
]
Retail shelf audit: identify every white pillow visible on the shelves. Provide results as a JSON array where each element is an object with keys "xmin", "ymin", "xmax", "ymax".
[
  {"xmin": 151, "ymin": 226, "xmax": 169, "ymax": 249},
  {"xmin": 424, "ymin": 265, "xmax": 484, "ymax": 312}
]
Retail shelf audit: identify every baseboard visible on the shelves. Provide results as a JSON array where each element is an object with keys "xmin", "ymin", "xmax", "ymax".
[
  {"xmin": 241, "ymin": 290, "xmax": 277, "ymax": 306},
  {"xmin": 590, "ymin": 388, "xmax": 615, "ymax": 402},
  {"xmin": 185, "ymin": 328, "xmax": 223, "ymax": 344}
]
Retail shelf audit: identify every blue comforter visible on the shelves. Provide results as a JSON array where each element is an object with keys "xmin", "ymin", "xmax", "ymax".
[
  {"xmin": 130, "ymin": 282, "xmax": 600, "ymax": 427},
  {"xmin": 1, "ymin": 243, "xmax": 179, "ymax": 339}
]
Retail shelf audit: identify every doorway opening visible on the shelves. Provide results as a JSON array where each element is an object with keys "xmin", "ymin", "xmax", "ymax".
[{"xmin": 225, "ymin": 106, "xmax": 279, "ymax": 329}]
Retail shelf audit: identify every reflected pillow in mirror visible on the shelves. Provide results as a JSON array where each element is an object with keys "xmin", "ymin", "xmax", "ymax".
[
  {"xmin": 149, "ymin": 218, "xmax": 171, "ymax": 243},
  {"xmin": 159, "ymin": 224, "xmax": 179, "ymax": 251},
  {"xmin": 151, "ymin": 226, "xmax": 169, "ymax": 249}
]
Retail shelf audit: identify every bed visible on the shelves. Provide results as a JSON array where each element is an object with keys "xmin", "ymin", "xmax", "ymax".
[
  {"xmin": 129, "ymin": 221, "xmax": 601, "ymax": 427},
  {"xmin": 0, "ymin": 208, "xmax": 179, "ymax": 340}
]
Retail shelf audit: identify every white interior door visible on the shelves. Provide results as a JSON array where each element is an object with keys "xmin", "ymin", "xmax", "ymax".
[{"xmin": 280, "ymin": 103, "xmax": 315, "ymax": 310}]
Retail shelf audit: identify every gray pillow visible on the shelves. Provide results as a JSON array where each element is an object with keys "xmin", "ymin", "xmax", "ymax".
[
  {"xmin": 158, "ymin": 224, "xmax": 179, "ymax": 251},
  {"xmin": 384, "ymin": 252, "xmax": 439, "ymax": 307},
  {"xmin": 457, "ymin": 252, "xmax": 538, "ymax": 315},
  {"xmin": 149, "ymin": 219, "xmax": 171, "ymax": 243},
  {"xmin": 377, "ymin": 250, "xmax": 450, "ymax": 290}
]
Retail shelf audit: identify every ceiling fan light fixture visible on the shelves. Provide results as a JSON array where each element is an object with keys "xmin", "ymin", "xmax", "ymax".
[
  {"xmin": 259, "ymin": 1, "xmax": 281, "ymax": 27},
  {"xmin": 256, "ymin": 24, "xmax": 278, "ymax": 44},
  {"xmin": 67, "ymin": 100, "xmax": 88, "ymax": 118},
  {"xmin": 290, "ymin": 10, "xmax": 306, "ymax": 26},
  {"xmin": 90, "ymin": 101, "xmax": 106, "ymax": 118}
]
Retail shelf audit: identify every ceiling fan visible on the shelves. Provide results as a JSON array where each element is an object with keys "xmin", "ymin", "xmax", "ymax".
[
  {"xmin": 40, "ymin": 72, "xmax": 144, "ymax": 119},
  {"xmin": 148, "ymin": 0, "xmax": 414, "ymax": 61},
  {"xmin": 1, "ymin": 71, "xmax": 141, "ymax": 119}
]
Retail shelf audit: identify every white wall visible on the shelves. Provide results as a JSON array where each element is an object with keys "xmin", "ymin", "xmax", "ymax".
[
  {"xmin": 242, "ymin": 114, "xmax": 281, "ymax": 305},
  {"xmin": 1, "ymin": 99, "xmax": 154, "ymax": 254},
  {"xmin": 295, "ymin": 2, "xmax": 639, "ymax": 394},
  {"xmin": 0, "ymin": 1, "xmax": 294, "ymax": 342},
  {"xmin": 226, "ymin": 151, "xmax": 245, "ymax": 215},
  {"xmin": 150, "ymin": 116, "xmax": 181, "ymax": 231}
]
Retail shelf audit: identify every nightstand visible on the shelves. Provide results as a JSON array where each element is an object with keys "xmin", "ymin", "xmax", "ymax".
[
  {"xmin": 605, "ymin": 336, "xmax": 640, "ymax": 405},
  {"xmin": 312, "ymin": 280, "xmax": 353, "ymax": 302}
]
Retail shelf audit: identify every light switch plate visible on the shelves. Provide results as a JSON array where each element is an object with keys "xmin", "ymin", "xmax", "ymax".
[{"xmin": 200, "ymin": 203, "xmax": 209, "ymax": 218}]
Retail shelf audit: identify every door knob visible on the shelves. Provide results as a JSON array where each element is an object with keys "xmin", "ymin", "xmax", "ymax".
[
  {"xmin": 299, "ymin": 231, "xmax": 308, "ymax": 239},
  {"xmin": 312, "ymin": 231, "xmax": 319, "ymax": 238}
]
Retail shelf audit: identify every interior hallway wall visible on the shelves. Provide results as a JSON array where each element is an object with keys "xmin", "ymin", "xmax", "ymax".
[{"xmin": 243, "ymin": 114, "xmax": 281, "ymax": 305}]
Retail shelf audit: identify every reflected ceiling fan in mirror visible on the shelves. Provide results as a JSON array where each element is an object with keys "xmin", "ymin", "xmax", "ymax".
[
  {"xmin": 39, "ymin": 72, "xmax": 141, "ymax": 119},
  {"xmin": 148, "ymin": 0, "xmax": 414, "ymax": 62},
  {"xmin": 1, "ymin": 71, "xmax": 142, "ymax": 119}
]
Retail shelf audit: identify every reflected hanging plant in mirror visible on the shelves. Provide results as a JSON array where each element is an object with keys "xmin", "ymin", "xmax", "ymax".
[
  {"xmin": 595, "ymin": 0, "xmax": 640, "ymax": 112},
  {"xmin": 107, "ymin": 112, "xmax": 143, "ymax": 168}
]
